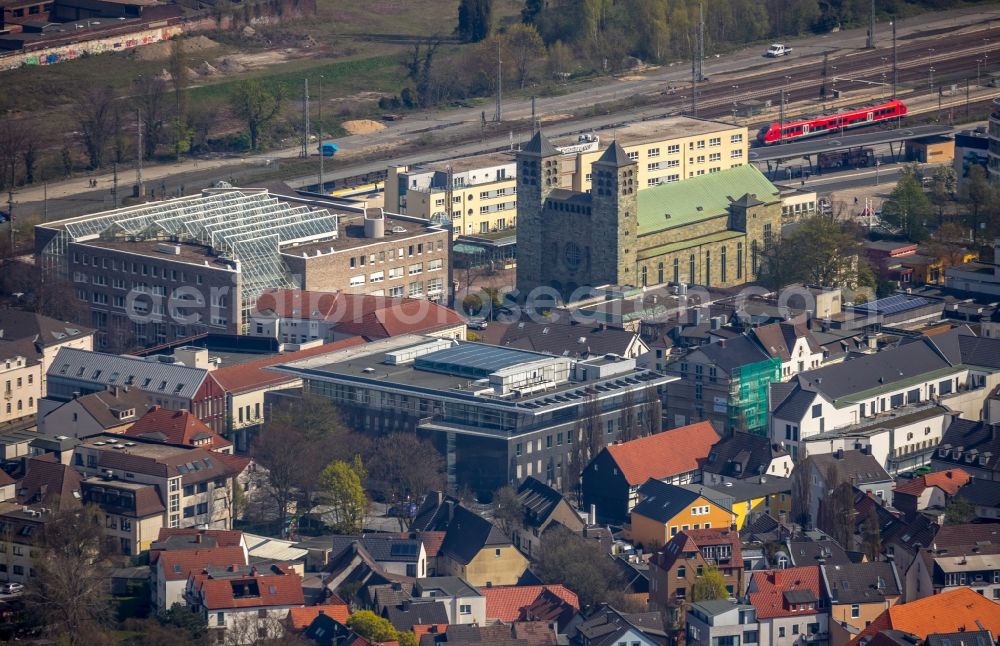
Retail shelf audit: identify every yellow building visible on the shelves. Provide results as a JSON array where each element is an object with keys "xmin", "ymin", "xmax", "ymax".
[
  {"xmin": 438, "ymin": 506, "xmax": 529, "ymax": 587},
  {"xmin": 384, "ymin": 116, "xmax": 749, "ymax": 239},
  {"xmin": 708, "ymin": 478, "xmax": 793, "ymax": 529},
  {"xmin": 386, "ymin": 152, "xmax": 518, "ymax": 238},
  {"xmin": 823, "ymin": 561, "xmax": 902, "ymax": 646},
  {"xmin": 629, "ymin": 480, "xmax": 735, "ymax": 551}
]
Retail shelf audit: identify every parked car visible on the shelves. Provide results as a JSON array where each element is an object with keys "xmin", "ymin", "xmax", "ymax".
[
  {"xmin": 467, "ymin": 317, "xmax": 488, "ymax": 330},
  {"xmin": 1, "ymin": 582, "xmax": 24, "ymax": 594},
  {"xmin": 387, "ymin": 503, "xmax": 417, "ymax": 518}
]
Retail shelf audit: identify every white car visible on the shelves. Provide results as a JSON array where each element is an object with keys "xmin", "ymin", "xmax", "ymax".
[
  {"xmin": 766, "ymin": 43, "xmax": 793, "ymax": 57},
  {"xmin": 1, "ymin": 582, "xmax": 24, "ymax": 594}
]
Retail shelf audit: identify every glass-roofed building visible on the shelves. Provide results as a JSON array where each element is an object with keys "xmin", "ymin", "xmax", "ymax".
[
  {"xmin": 273, "ymin": 334, "xmax": 676, "ymax": 498},
  {"xmin": 35, "ymin": 187, "xmax": 450, "ymax": 350}
]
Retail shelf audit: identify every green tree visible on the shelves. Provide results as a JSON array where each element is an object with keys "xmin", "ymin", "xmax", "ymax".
[
  {"xmin": 319, "ymin": 456, "xmax": 368, "ymax": 534},
  {"xmin": 944, "ymin": 497, "xmax": 975, "ymax": 525},
  {"xmin": 457, "ymin": 0, "xmax": 492, "ymax": 42},
  {"xmin": 504, "ymin": 23, "xmax": 546, "ymax": 88},
  {"xmin": 228, "ymin": 79, "xmax": 285, "ymax": 151},
  {"xmin": 399, "ymin": 632, "xmax": 418, "ymax": 646},
  {"xmin": 860, "ymin": 505, "xmax": 882, "ymax": 561},
  {"xmin": 348, "ymin": 610, "xmax": 399, "ymax": 642},
  {"xmin": 758, "ymin": 216, "xmax": 875, "ymax": 291},
  {"xmin": 882, "ymin": 173, "xmax": 933, "ymax": 240},
  {"xmin": 690, "ymin": 565, "xmax": 729, "ymax": 602}
]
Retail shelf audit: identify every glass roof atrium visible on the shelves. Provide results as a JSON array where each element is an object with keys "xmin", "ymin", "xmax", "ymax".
[{"xmin": 40, "ymin": 191, "xmax": 340, "ymax": 328}]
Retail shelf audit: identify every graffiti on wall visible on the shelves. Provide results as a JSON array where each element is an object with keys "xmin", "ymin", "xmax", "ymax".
[{"xmin": 2, "ymin": 26, "xmax": 181, "ymax": 71}]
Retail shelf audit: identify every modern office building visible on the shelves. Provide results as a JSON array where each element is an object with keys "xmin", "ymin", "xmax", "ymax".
[
  {"xmin": 273, "ymin": 335, "xmax": 674, "ymax": 497},
  {"xmin": 35, "ymin": 187, "xmax": 449, "ymax": 350}
]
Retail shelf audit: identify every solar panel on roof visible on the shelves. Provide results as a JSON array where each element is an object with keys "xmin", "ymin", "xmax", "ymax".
[{"xmin": 415, "ymin": 344, "xmax": 547, "ymax": 378}]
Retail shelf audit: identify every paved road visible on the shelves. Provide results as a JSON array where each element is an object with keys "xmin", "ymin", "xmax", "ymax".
[{"xmin": 9, "ymin": 6, "xmax": 1000, "ymax": 222}]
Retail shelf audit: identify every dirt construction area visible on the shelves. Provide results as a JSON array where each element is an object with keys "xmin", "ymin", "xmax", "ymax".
[{"xmin": 341, "ymin": 119, "xmax": 387, "ymax": 135}]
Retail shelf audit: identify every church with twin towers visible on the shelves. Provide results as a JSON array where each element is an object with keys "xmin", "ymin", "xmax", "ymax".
[{"xmin": 514, "ymin": 129, "xmax": 784, "ymax": 302}]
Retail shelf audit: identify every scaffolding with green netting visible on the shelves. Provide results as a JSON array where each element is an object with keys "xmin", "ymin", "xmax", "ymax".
[{"xmin": 728, "ymin": 356, "xmax": 782, "ymax": 436}]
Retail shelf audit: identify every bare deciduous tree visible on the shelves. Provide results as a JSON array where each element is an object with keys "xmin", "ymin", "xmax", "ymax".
[
  {"xmin": 26, "ymin": 504, "xmax": 113, "ymax": 644},
  {"xmin": 75, "ymin": 85, "xmax": 117, "ymax": 169},
  {"xmin": 134, "ymin": 75, "xmax": 171, "ymax": 160}
]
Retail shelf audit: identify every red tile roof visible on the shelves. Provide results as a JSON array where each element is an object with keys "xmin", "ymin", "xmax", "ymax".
[
  {"xmin": 191, "ymin": 563, "xmax": 304, "ymax": 610},
  {"xmin": 0, "ymin": 469, "xmax": 15, "ymax": 487},
  {"xmin": 894, "ymin": 469, "xmax": 970, "ymax": 496},
  {"xmin": 125, "ymin": 407, "xmax": 231, "ymax": 451},
  {"xmin": 287, "ymin": 598, "xmax": 350, "ymax": 630},
  {"xmin": 209, "ymin": 336, "xmax": 366, "ymax": 393},
  {"xmin": 414, "ymin": 531, "xmax": 446, "ymax": 558},
  {"xmin": 605, "ymin": 422, "xmax": 719, "ymax": 486},
  {"xmin": 748, "ymin": 566, "xmax": 823, "ymax": 619},
  {"xmin": 652, "ymin": 527, "xmax": 744, "ymax": 571},
  {"xmin": 157, "ymin": 546, "xmax": 249, "ymax": 581},
  {"xmin": 257, "ymin": 289, "xmax": 466, "ymax": 339},
  {"xmin": 480, "ymin": 585, "xmax": 580, "ymax": 622},
  {"xmin": 849, "ymin": 588, "xmax": 1000, "ymax": 646}
]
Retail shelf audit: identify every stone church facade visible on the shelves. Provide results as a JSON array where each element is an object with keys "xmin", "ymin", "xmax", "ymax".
[{"xmin": 515, "ymin": 132, "xmax": 783, "ymax": 301}]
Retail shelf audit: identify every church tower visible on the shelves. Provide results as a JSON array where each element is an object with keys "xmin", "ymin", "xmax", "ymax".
[
  {"xmin": 589, "ymin": 141, "xmax": 638, "ymax": 288},
  {"xmin": 515, "ymin": 131, "xmax": 561, "ymax": 297}
]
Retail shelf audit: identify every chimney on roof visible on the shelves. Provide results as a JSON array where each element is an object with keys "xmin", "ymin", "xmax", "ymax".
[{"xmin": 195, "ymin": 533, "xmax": 202, "ymax": 544}]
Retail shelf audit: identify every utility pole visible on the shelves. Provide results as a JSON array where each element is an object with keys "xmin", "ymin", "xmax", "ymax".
[
  {"xmin": 691, "ymin": 40, "xmax": 697, "ymax": 116},
  {"xmin": 821, "ymin": 52, "xmax": 829, "ymax": 98},
  {"xmin": 7, "ymin": 190, "xmax": 13, "ymax": 256},
  {"xmin": 867, "ymin": 0, "xmax": 875, "ymax": 49},
  {"xmin": 135, "ymin": 108, "xmax": 144, "ymax": 198},
  {"xmin": 494, "ymin": 40, "xmax": 502, "ymax": 122},
  {"xmin": 778, "ymin": 88, "xmax": 785, "ymax": 144},
  {"xmin": 699, "ymin": 0, "xmax": 705, "ymax": 77},
  {"xmin": 318, "ymin": 75, "xmax": 324, "ymax": 193},
  {"xmin": 301, "ymin": 78, "xmax": 310, "ymax": 159},
  {"xmin": 891, "ymin": 20, "xmax": 898, "ymax": 99}
]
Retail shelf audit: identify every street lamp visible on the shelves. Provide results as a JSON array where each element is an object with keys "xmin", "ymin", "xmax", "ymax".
[
  {"xmin": 929, "ymin": 66, "xmax": 935, "ymax": 91},
  {"xmin": 978, "ymin": 59, "xmax": 984, "ymax": 87}
]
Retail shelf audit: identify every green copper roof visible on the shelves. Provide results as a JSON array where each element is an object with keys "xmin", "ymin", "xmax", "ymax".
[
  {"xmin": 636, "ymin": 229, "xmax": 744, "ymax": 261},
  {"xmin": 636, "ymin": 165, "xmax": 780, "ymax": 236}
]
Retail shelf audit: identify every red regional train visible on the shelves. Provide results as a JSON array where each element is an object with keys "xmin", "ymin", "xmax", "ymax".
[{"xmin": 756, "ymin": 99, "xmax": 907, "ymax": 145}]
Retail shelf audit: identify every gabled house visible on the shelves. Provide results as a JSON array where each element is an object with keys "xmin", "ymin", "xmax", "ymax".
[
  {"xmin": 786, "ymin": 539, "xmax": 855, "ymax": 568},
  {"xmin": 153, "ymin": 545, "xmax": 249, "ymax": 611},
  {"xmin": 892, "ymin": 469, "xmax": 970, "ymax": 518},
  {"xmin": 821, "ymin": 561, "xmax": 902, "ymax": 646},
  {"xmin": 383, "ymin": 599, "xmax": 450, "ymax": 633},
  {"xmin": 522, "ymin": 586, "xmax": 582, "ymax": 634},
  {"xmin": 581, "ymin": 421, "xmax": 719, "ymax": 524},
  {"xmin": 439, "ymin": 505, "xmax": 528, "ymax": 587},
  {"xmin": 38, "ymin": 386, "xmax": 152, "ymax": 438},
  {"xmin": 702, "ymin": 432, "xmax": 793, "ymax": 485},
  {"xmin": 331, "ymin": 535, "xmax": 427, "ymax": 579},
  {"xmin": 880, "ymin": 514, "xmax": 938, "ymax": 573},
  {"xmin": 414, "ymin": 576, "xmax": 485, "ymax": 625},
  {"xmin": 480, "ymin": 584, "xmax": 579, "ymax": 624},
  {"xmin": 123, "ymin": 407, "xmax": 233, "ymax": 453},
  {"xmin": 747, "ymin": 566, "xmax": 828, "ymax": 646},
  {"xmin": 648, "ymin": 528, "xmax": 743, "ymax": 612},
  {"xmin": 285, "ymin": 597, "xmax": 350, "ymax": 634},
  {"xmin": 848, "ymin": 588, "xmax": 1000, "ymax": 646},
  {"xmin": 187, "ymin": 562, "xmax": 306, "ymax": 645},
  {"xmin": 16, "ymin": 453, "xmax": 81, "ymax": 509},
  {"xmin": 630, "ymin": 480, "xmax": 735, "ymax": 551},
  {"xmin": 571, "ymin": 604, "xmax": 668, "ymax": 646},
  {"xmin": 702, "ymin": 476, "xmax": 793, "ymax": 529},
  {"xmin": 750, "ymin": 319, "xmax": 826, "ymax": 381},
  {"xmin": 511, "ymin": 476, "xmax": 585, "ymax": 558}
]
